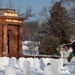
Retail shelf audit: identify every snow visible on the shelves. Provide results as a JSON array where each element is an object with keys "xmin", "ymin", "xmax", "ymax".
[
  {"xmin": 0, "ymin": 56, "xmax": 75, "ymax": 75},
  {"xmin": 22, "ymin": 41, "xmax": 39, "ymax": 55},
  {"xmin": 5, "ymin": 67, "xmax": 16, "ymax": 75}
]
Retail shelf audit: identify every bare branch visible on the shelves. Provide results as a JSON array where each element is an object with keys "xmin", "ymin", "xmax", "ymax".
[
  {"xmin": 0, "ymin": 0, "xmax": 2, "ymax": 8},
  {"xmin": 16, "ymin": 5, "xmax": 22, "ymax": 16},
  {"xmin": 20, "ymin": 6, "xmax": 35, "ymax": 20},
  {"xmin": 67, "ymin": 20, "xmax": 75, "ymax": 24},
  {"xmin": 6, "ymin": 0, "xmax": 15, "ymax": 9}
]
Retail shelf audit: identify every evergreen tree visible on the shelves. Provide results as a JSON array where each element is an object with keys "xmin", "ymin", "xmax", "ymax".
[
  {"xmin": 48, "ymin": 2, "xmax": 72, "ymax": 44},
  {"xmin": 48, "ymin": 2, "xmax": 71, "ymax": 44},
  {"xmin": 39, "ymin": 1, "xmax": 72, "ymax": 55},
  {"xmin": 39, "ymin": 35, "xmax": 60, "ymax": 55}
]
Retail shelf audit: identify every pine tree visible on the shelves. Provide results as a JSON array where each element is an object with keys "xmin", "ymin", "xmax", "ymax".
[
  {"xmin": 48, "ymin": 2, "xmax": 72, "ymax": 44},
  {"xmin": 39, "ymin": 1, "xmax": 72, "ymax": 55},
  {"xmin": 39, "ymin": 35, "xmax": 60, "ymax": 55}
]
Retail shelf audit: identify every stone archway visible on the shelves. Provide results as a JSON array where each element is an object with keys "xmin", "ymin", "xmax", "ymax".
[{"xmin": 7, "ymin": 25, "xmax": 19, "ymax": 57}]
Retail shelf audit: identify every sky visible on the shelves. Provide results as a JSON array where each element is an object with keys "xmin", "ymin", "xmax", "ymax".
[{"xmin": 0, "ymin": 0, "xmax": 59, "ymax": 21}]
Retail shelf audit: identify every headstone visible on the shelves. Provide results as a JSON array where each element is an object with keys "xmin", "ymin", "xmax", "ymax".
[
  {"xmin": 26, "ymin": 58, "xmax": 33, "ymax": 68},
  {"xmin": 0, "ymin": 57, "xmax": 5, "ymax": 69},
  {"xmin": 44, "ymin": 63, "xmax": 54, "ymax": 75},
  {"xmin": 58, "ymin": 58, "xmax": 66, "ymax": 73},
  {"xmin": 59, "ymin": 58, "xmax": 64, "ymax": 68},
  {"xmin": 0, "ymin": 57, "xmax": 9, "ymax": 70},
  {"xmin": 33, "ymin": 58, "xmax": 40, "ymax": 71},
  {"xmin": 58, "ymin": 59, "xmax": 62, "ymax": 73},
  {"xmin": 51, "ymin": 59, "xmax": 59, "ymax": 75},
  {"xmin": 23, "ymin": 61, "xmax": 31, "ymax": 75},
  {"xmin": 42, "ymin": 58, "xmax": 50, "ymax": 66},
  {"xmin": 19, "ymin": 57, "xmax": 26, "ymax": 70},
  {"xmin": 3, "ymin": 57, "xmax": 9, "ymax": 67},
  {"xmin": 40, "ymin": 58, "xmax": 45, "ymax": 71},
  {"xmin": 5, "ymin": 67, "xmax": 16, "ymax": 75},
  {"xmin": 9, "ymin": 57, "xmax": 16, "ymax": 67}
]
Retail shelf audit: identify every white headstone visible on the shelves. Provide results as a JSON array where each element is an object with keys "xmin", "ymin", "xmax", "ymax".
[
  {"xmin": 33, "ymin": 58, "xmax": 40, "ymax": 71},
  {"xmin": 44, "ymin": 64, "xmax": 54, "ymax": 75},
  {"xmin": 9, "ymin": 57, "xmax": 16, "ymax": 67},
  {"xmin": 23, "ymin": 61, "xmax": 31, "ymax": 75},
  {"xmin": 59, "ymin": 58, "xmax": 64, "ymax": 68},
  {"xmin": 19, "ymin": 57, "xmax": 26, "ymax": 70},
  {"xmin": 58, "ymin": 59, "xmax": 61, "ymax": 73},
  {"xmin": 51, "ymin": 59, "xmax": 59, "ymax": 75},
  {"xmin": 5, "ymin": 67, "xmax": 16, "ymax": 75},
  {"xmin": 26, "ymin": 58, "xmax": 33, "ymax": 68},
  {"xmin": 0, "ymin": 57, "xmax": 5, "ymax": 69},
  {"xmin": 3, "ymin": 57, "xmax": 9, "ymax": 67},
  {"xmin": 40, "ymin": 58, "xmax": 45, "ymax": 71},
  {"xmin": 58, "ymin": 58, "xmax": 64, "ymax": 73},
  {"xmin": 42, "ymin": 58, "xmax": 50, "ymax": 66},
  {"xmin": 0, "ymin": 57, "xmax": 9, "ymax": 70}
]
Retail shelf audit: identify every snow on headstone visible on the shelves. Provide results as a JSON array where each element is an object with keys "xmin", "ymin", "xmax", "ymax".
[
  {"xmin": 59, "ymin": 58, "xmax": 64, "ymax": 68},
  {"xmin": 33, "ymin": 58, "xmax": 40, "ymax": 71},
  {"xmin": 51, "ymin": 59, "xmax": 59, "ymax": 75},
  {"xmin": 5, "ymin": 67, "xmax": 16, "ymax": 75},
  {"xmin": 26, "ymin": 58, "xmax": 33, "ymax": 68},
  {"xmin": 23, "ymin": 61, "xmax": 31, "ymax": 75},
  {"xmin": 40, "ymin": 58, "xmax": 45, "ymax": 71},
  {"xmin": 58, "ymin": 59, "xmax": 61, "ymax": 73},
  {"xmin": 3, "ymin": 57, "xmax": 9, "ymax": 67},
  {"xmin": 49, "ymin": 58, "xmax": 54, "ymax": 63},
  {"xmin": 58, "ymin": 58, "xmax": 65, "ymax": 73},
  {"xmin": 42, "ymin": 58, "xmax": 50, "ymax": 66},
  {"xmin": 0, "ymin": 57, "xmax": 5, "ymax": 69},
  {"xmin": 19, "ymin": 57, "xmax": 26, "ymax": 70},
  {"xmin": 0, "ymin": 57, "xmax": 9, "ymax": 69},
  {"xmin": 44, "ymin": 63, "xmax": 54, "ymax": 75},
  {"xmin": 9, "ymin": 57, "xmax": 16, "ymax": 67}
]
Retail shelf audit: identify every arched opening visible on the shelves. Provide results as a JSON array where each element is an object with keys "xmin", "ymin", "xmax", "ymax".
[{"xmin": 7, "ymin": 29, "xmax": 11, "ymax": 54}]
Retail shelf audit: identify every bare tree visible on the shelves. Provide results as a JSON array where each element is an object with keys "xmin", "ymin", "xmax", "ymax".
[
  {"xmin": 22, "ymin": 21, "xmax": 39, "ymax": 41},
  {"xmin": 0, "ymin": 0, "xmax": 2, "ymax": 8},
  {"xmin": 26, "ymin": 41, "xmax": 39, "ymax": 55},
  {"xmin": 39, "ymin": 7, "xmax": 49, "ymax": 21},
  {"xmin": 6, "ymin": 0, "xmax": 35, "ymax": 21},
  {"xmin": 7, "ymin": 0, "xmax": 14, "ymax": 9},
  {"xmin": 16, "ymin": 5, "xmax": 22, "ymax": 16},
  {"xmin": 20, "ymin": 6, "xmax": 35, "ymax": 20}
]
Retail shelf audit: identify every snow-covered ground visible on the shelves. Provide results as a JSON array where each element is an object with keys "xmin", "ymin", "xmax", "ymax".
[
  {"xmin": 1, "ymin": 41, "xmax": 74, "ymax": 75},
  {"xmin": 0, "ymin": 57, "xmax": 75, "ymax": 75}
]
